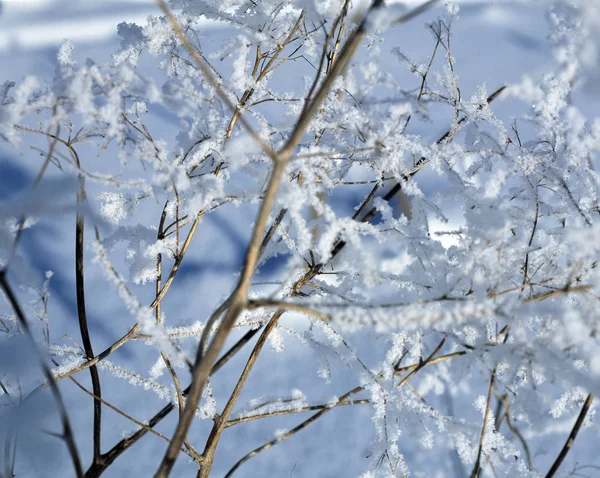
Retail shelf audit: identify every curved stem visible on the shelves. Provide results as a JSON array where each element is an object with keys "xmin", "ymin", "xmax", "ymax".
[{"xmin": 544, "ymin": 394, "xmax": 594, "ymax": 478}]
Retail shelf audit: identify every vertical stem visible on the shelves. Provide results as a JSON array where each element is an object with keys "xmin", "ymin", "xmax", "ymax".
[
  {"xmin": 470, "ymin": 369, "xmax": 496, "ymax": 478},
  {"xmin": 76, "ymin": 171, "xmax": 103, "ymax": 463}
]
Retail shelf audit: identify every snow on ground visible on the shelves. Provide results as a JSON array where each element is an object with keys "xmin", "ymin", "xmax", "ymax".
[{"xmin": 1, "ymin": 1, "xmax": 599, "ymax": 477}]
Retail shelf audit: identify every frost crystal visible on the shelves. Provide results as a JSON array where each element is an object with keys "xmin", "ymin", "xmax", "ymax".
[{"xmin": 2, "ymin": 1, "xmax": 600, "ymax": 476}]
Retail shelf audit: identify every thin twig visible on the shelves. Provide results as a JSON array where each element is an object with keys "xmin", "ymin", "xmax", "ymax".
[
  {"xmin": 156, "ymin": 0, "xmax": 279, "ymax": 162},
  {"xmin": 83, "ymin": 329, "xmax": 257, "ymax": 476},
  {"xmin": 224, "ymin": 386, "xmax": 364, "ymax": 478},
  {"xmin": 470, "ymin": 369, "xmax": 496, "ymax": 478},
  {"xmin": 224, "ymin": 337, "xmax": 449, "ymax": 477},
  {"xmin": 225, "ymin": 11, "xmax": 306, "ymax": 138},
  {"xmin": 501, "ymin": 394, "xmax": 532, "ymax": 469},
  {"xmin": 66, "ymin": 372, "xmax": 195, "ymax": 458},
  {"xmin": 225, "ymin": 399, "xmax": 369, "ymax": 427},
  {"xmin": 522, "ymin": 187, "xmax": 539, "ymax": 286},
  {"xmin": 544, "ymin": 394, "xmax": 594, "ymax": 478},
  {"xmin": 154, "ymin": 0, "xmax": 405, "ymax": 473},
  {"xmin": 155, "ymin": 208, "xmax": 203, "ymax": 464},
  {"xmin": 0, "ymin": 272, "xmax": 84, "ymax": 477},
  {"xmin": 74, "ymin": 151, "xmax": 104, "ymax": 465},
  {"xmin": 396, "ymin": 337, "xmax": 447, "ymax": 389},
  {"xmin": 198, "ymin": 309, "xmax": 286, "ymax": 477}
]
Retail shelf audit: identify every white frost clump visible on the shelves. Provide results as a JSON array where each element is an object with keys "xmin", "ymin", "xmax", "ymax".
[
  {"xmin": 97, "ymin": 192, "xmax": 139, "ymax": 225},
  {"xmin": 198, "ymin": 380, "xmax": 218, "ymax": 420},
  {"xmin": 551, "ymin": 387, "xmax": 588, "ymax": 418},
  {"xmin": 57, "ymin": 39, "xmax": 75, "ymax": 71}
]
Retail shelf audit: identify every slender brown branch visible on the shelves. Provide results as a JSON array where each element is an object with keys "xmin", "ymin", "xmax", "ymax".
[
  {"xmin": 65, "ymin": 367, "xmax": 185, "ymax": 453},
  {"xmin": 155, "ymin": 209, "xmax": 203, "ymax": 464},
  {"xmin": 225, "ymin": 399, "xmax": 369, "ymax": 428},
  {"xmin": 225, "ymin": 12, "xmax": 305, "ymax": 138},
  {"xmin": 224, "ymin": 337, "xmax": 449, "ymax": 477},
  {"xmin": 199, "ymin": 208, "xmax": 288, "ymax": 359},
  {"xmin": 0, "ymin": 271, "xmax": 84, "ymax": 477},
  {"xmin": 470, "ymin": 369, "xmax": 496, "ymax": 478},
  {"xmin": 246, "ymin": 299, "xmax": 330, "ymax": 320},
  {"xmin": 75, "ymin": 157, "xmax": 103, "ymax": 464},
  {"xmin": 500, "ymin": 394, "xmax": 532, "ymax": 469},
  {"xmin": 219, "ymin": 345, "xmax": 464, "ymax": 429},
  {"xmin": 83, "ymin": 329, "xmax": 257, "ymax": 477},
  {"xmin": 32, "ymin": 122, "xmax": 60, "ymax": 187},
  {"xmin": 544, "ymin": 394, "xmax": 594, "ymax": 478},
  {"xmin": 155, "ymin": 153, "xmax": 286, "ymax": 475},
  {"xmin": 327, "ymin": 1, "xmax": 349, "ymax": 72},
  {"xmin": 303, "ymin": 0, "xmax": 351, "ymax": 113},
  {"xmin": 156, "ymin": 0, "xmax": 279, "ymax": 162},
  {"xmin": 522, "ymin": 188, "xmax": 539, "ymax": 286},
  {"xmin": 523, "ymin": 285, "xmax": 592, "ymax": 304},
  {"xmin": 150, "ymin": 211, "xmax": 204, "ymax": 308},
  {"xmin": 224, "ymin": 386, "xmax": 364, "ymax": 478},
  {"xmin": 418, "ymin": 31, "xmax": 441, "ymax": 101},
  {"xmin": 154, "ymin": 0, "xmax": 402, "ymax": 473},
  {"xmin": 394, "ymin": 350, "xmax": 466, "ymax": 374},
  {"xmin": 396, "ymin": 337, "xmax": 447, "ymax": 388},
  {"xmin": 53, "ymin": 324, "xmax": 140, "ymax": 382},
  {"xmin": 198, "ymin": 309, "xmax": 285, "ymax": 477}
]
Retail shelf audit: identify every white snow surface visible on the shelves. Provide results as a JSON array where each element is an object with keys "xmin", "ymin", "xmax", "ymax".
[{"xmin": 1, "ymin": 1, "xmax": 599, "ymax": 477}]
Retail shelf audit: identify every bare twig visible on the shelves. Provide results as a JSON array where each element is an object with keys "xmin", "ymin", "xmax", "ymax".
[
  {"xmin": 224, "ymin": 385, "xmax": 364, "ymax": 478},
  {"xmin": 154, "ymin": 0, "xmax": 421, "ymax": 474},
  {"xmin": 500, "ymin": 394, "xmax": 532, "ymax": 469},
  {"xmin": 69, "ymin": 139, "xmax": 104, "ymax": 466},
  {"xmin": 83, "ymin": 329, "xmax": 260, "ymax": 477},
  {"xmin": 522, "ymin": 186, "xmax": 540, "ymax": 287},
  {"xmin": 0, "ymin": 272, "xmax": 84, "ymax": 477},
  {"xmin": 225, "ymin": 399, "xmax": 369, "ymax": 428},
  {"xmin": 395, "ymin": 337, "xmax": 447, "ymax": 388},
  {"xmin": 470, "ymin": 369, "xmax": 496, "ymax": 478},
  {"xmin": 544, "ymin": 394, "xmax": 594, "ymax": 478},
  {"xmin": 156, "ymin": 0, "xmax": 279, "ymax": 162},
  {"xmin": 524, "ymin": 285, "xmax": 592, "ymax": 304},
  {"xmin": 155, "ymin": 208, "xmax": 203, "ymax": 464},
  {"xmin": 225, "ymin": 12, "xmax": 306, "ymax": 138},
  {"xmin": 224, "ymin": 337, "xmax": 450, "ymax": 477}
]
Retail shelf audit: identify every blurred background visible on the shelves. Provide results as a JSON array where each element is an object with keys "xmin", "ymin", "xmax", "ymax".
[{"xmin": 1, "ymin": 1, "xmax": 599, "ymax": 477}]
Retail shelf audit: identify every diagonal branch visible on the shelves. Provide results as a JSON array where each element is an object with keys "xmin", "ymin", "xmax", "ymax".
[
  {"xmin": 85, "ymin": 206, "xmax": 288, "ymax": 477},
  {"xmin": 224, "ymin": 337, "xmax": 450, "ymax": 477},
  {"xmin": 544, "ymin": 394, "xmax": 594, "ymax": 478},
  {"xmin": 0, "ymin": 271, "xmax": 84, "ymax": 477},
  {"xmin": 154, "ymin": 0, "xmax": 418, "ymax": 474},
  {"xmin": 84, "ymin": 328, "xmax": 258, "ymax": 478},
  {"xmin": 156, "ymin": 0, "xmax": 279, "ymax": 162}
]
